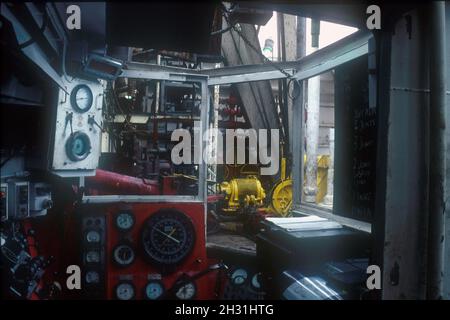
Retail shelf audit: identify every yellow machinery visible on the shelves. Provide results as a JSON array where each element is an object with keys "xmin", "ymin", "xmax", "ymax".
[
  {"xmin": 219, "ymin": 176, "xmax": 266, "ymax": 213},
  {"xmin": 269, "ymin": 158, "xmax": 292, "ymax": 216},
  {"xmin": 219, "ymin": 156, "xmax": 330, "ymax": 217}
]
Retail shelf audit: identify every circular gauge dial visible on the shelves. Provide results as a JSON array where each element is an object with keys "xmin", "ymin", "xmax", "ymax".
[
  {"xmin": 141, "ymin": 209, "xmax": 195, "ymax": 267},
  {"xmin": 85, "ymin": 271, "xmax": 100, "ymax": 284},
  {"xmin": 86, "ymin": 250, "xmax": 100, "ymax": 263},
  {"xmin": 86, "ymin": 230, "xmax": 100, "ymax": 243},
  {"xmin": 65, "ymin": 131, "xmax": 91, "ymax": 161},
  {"xmin": 175, "ymin": 281, "xmax": 196, "ymax": 300},
  {"xmin": 251, "ymin": 273, "xmax": 261, "ymax": 289},
  {"xmin": 231, "ymin": 268, "xmax": 248, "ymax": 285},
  {"xmin": 71, "ymin": 84, "xmax": 93, "ymax": 113},
  {"xmin": 115, "ymin": 282, "xmax": 135, "ymax": 300},
  {"xmin": 115, "ymin": 211, "xmax": 135, "ymax": 231},
  {"xmin": 113, "ymin": 243, "xmax": 135, "ymax": 267},
  {"xmin": 144, "ymin": 281, "xmax": 165, "ymax": 300}
]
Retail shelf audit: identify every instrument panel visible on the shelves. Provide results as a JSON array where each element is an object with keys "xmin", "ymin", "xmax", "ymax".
[{"xmin": 81, "ymin": 202, "xmax": 216, "ymax": 300}]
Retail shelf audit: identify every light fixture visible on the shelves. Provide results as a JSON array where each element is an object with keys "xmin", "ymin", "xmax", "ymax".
[{"xmin": 83, "ymin": 53, "xmax": 123, "ymax": 81}]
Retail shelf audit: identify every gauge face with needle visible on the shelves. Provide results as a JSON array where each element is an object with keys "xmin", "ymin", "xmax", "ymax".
[
  {"xmin": 141, "ymin": 209, "xmax": 195, "ymax": 267},
  {"xmin": 231, "ymin": 268, "xmax": 248, "ymax": 286},
  {"xmin": 115, "ymin": 210, "xmax": 135, "ymax": 232},
  {"xmin": 113, "ymin": 243, "xmax": 135, "ymax": 267},
  {"xmin": 70, "ymin": 84, "xmax": 93, "ymax": 113},
  {"xmin": 115, "ymin": 282, "xmax": 135, "ymax": 300},
  {"xmin": 65, "ymin": 131, "xmax": 91, "ymax": 161},
  {"xmin": 144, "ymin": 281, "xmax": 165, "ymax": 300}
]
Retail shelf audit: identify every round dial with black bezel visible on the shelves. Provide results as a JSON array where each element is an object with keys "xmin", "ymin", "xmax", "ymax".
[
  {"xmin": 251, "ymin": 273, "xmax": 261, "ymax": 290},
  {"xmin": 85, "ymin": 270, "xmax": 100, "ymax": 284},
  {"xmin": 85, "ymin": 250, "xmax": 100, "ymax": 263},
  {"xmin": 71, "ymin": 84, "xmax": 93, "ymax": 113},
  {"xmin": 144, "ymin": 280, "xmax": 165, "ymax": 300},
  {"xmin": 115, "ymin": 210, "xmax": 135, "ymax": 232},
  {"xmin": 112, "ymin": 242, "xmax": 135, "ymax": 267},
  {"xmin": 85, "ymin": 230, "xmax": 100, "ymax": 243},
  {"xmin": 65, "ymin": 131, "xmax": 91, "ymax": 161},
  {"xmin": 230, "ymin": 268, "xmax": 248, "ymax": 286},
  {"xmin": 115, "ymin": 281, "xmax": 135, "ymax": 300},
  {"xmin": 141, "ymin": 209, "xmax": 195, "ymax": 267}
]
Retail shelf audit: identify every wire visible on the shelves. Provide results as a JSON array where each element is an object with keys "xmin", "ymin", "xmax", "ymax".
[
  {"xmin": 221, "ymin": 11, "xmax": 295, "ymax": 82},
  {"xmin": 211, "ymin": 25, "xmax": 234, "ymax": 36}
]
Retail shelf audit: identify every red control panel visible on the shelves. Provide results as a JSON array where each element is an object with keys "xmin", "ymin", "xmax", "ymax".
[{"xmin": 80, "ymin": 202, "xmax": 217, "ymax": 300}]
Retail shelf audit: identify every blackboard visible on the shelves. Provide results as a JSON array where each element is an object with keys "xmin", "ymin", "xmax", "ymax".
[
  {"xmin": 352, "ymin": 107, "xmax": 377, "ymax": 222},
  {"xmin": 334, "ymin": 56, "xmax": 377, "ymax": 223}
]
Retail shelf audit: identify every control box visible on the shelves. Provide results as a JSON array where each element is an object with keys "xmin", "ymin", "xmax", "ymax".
[
  {"xmin": 8, "ymin": 181, "xmax": 29, "ymax": 219},
  {"xmin": 3, "ymin": 182, "xmax": 52, "ymax": 220},
  {"xmin": 51, "ymin": 79, "xmax": 104, "ymax": 177}
]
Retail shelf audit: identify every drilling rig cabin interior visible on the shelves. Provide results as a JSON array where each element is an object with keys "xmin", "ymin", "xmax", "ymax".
[{"xmin": 1, "ymin": 1, "xmax": 450, "ymax": 301}]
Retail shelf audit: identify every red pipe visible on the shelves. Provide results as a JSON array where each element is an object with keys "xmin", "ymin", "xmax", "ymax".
[{"xmin": 87, "ymin": 169, "xmax": 160, "ymax": 195}]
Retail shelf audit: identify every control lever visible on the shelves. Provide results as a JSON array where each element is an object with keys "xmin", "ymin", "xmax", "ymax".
[
  {"xmin": 165, "ymin": 262, "xmax": 228, "ymax": 299},
  {"xmin": 88, "ymin": 115, "xmax": 104, "ymax": 132},
  {"xmin": 63, "ymin": 112, "xmax": 73, "ymax": 136}
]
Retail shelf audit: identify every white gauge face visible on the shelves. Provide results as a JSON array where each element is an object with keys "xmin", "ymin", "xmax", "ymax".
[
  {"xmin": 86, "ymin": 230, "xmax": 100, "ymax": 243},
  {"xmin": 251, "ymin": 273, "xmax": 261, "ymax": 289},
  {"xmin": 85, "ymin": 271, "xmax": 100, "ymax": 284},
  {"xmin": 113, "ymin": 244, "xmax": 135, "ymax": 266},
  {"xmin": 86, "ymin": 250, "xmax": 100, "ymax": 263},
  {"xmin": 71, "ymin": 84, "xmax": 93, "ymax": 112},
  {"xmin": 116, "ymin": 282, "xmax": 135, "ymax": 300},
  {"xmin": 116, "ymin": 212, "xmax": 134, "ymax": 231},
  {"xmin": 175, "ymin": 282, "xmax": 196, "ymax": 300},
  {"xmin": 145, "ymin": 281, "xmax": 164, "ymax": 300},
  {"xmin": 231, "ymin": 268, "xmax": 248, "ymax": 285}
]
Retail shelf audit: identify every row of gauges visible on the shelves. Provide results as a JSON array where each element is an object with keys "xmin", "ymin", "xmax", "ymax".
[
  {"xmin": 114, "ymin": 279, "xmax": 197, "ymax": 300},
  {"xmin": 230, "ymin": 268, "xmax": 262, "ymax": 290},
  {"xmin": 112, "ymin": 209, "xmax": 196, "ymax": 269},
  {"xmin": 81, "ymin": 216, "xmax": 106, "ymax": 297}
]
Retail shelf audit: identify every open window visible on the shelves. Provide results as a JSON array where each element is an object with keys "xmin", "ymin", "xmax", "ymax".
[
  {"xmin": 292, "ymin": 36, "xmax": 376, "ymax": 233},
  {"xmin": 81, "ymin": 75, "xmax": 210, "ymax": 204}
]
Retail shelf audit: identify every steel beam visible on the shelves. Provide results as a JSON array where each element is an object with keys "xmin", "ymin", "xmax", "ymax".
[
  {"xmin": 1, "ymin": 3, "xmax": 66, "ymax": 91},
  {"xmin": 121, "ymin": 61, "xmax": 200, "ymax": 81},
  {"xmin": 120, "ymin": 30, "xmax": 372, "ymax": 86},
  {"xmin": 209, "ymin": 29, "xmax": 371, "ymax": 84},
  {"xmin": 120, "ymin": 30, "xmax": 372, "ymax": 87}
]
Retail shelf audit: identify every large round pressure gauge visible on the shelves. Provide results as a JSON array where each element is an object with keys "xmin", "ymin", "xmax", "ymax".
[
  {"xmin": 71, "ymin": 84, "xmax": 93, "ymax": 113},
  {"xmin": 141, "ymin": 209, "xmax": 195, "ymax": 267},
  {"xmin": 115, "ymin": 282, "xmax": 135, "ymax": 300},
  {"xmin": 112, "ymin": 243, "xmax": 135, "ymax": 267},
  {"xmin": 65, "ymin": 131, "xmax": 91, "ymax": 161},
  {"xmin": 115, "ymin": 211, "xmax": 135, "ymax": 232},
  {"xmin": 144, "ymin": 281, "xmax": 165, "ymax": 300}
]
